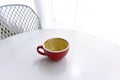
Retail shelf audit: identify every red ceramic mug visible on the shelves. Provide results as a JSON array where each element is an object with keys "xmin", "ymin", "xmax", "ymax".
[{"xmin": 37, "ymin": 37, "xmax": 69, "ymax": 61}]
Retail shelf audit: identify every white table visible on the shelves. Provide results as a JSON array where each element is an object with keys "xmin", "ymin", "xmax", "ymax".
[{"xmin": 0, "ymin": 29, "xmax": 120, "ymax": 80}]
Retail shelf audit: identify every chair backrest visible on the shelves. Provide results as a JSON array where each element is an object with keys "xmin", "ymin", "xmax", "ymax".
[
  {"xmin": 0, "ymin": 19, "xmax": 16, "ymax": 40},
  {"xmin": 0, "ymin": 4, "xmax": 41, "ymax": 40}
]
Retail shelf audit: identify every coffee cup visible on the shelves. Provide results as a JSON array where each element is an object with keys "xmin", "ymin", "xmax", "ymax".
[{"xmin": 37, "ymin": 37, "xmax": 69, "ymax": 61}]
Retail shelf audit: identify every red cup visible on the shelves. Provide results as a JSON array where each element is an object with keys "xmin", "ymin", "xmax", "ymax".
[{"xmin": 37, "ymin": 38, "xmax": 69, "ymax": 61}]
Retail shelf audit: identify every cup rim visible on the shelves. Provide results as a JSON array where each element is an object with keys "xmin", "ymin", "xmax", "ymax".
[{"xmin": 43, "ymin": 37, "xmax": 69, "ymax": 53}]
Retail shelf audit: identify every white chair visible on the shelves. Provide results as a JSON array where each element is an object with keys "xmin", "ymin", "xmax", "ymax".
[{"xmin": 0, "ymin": 4, "xmax": 41, "ymax": 40}]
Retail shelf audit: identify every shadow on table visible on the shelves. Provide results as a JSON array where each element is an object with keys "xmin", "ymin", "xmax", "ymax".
[{"xmin": 34, "ymin": 57, "xmax": 68, "ymax": 76}]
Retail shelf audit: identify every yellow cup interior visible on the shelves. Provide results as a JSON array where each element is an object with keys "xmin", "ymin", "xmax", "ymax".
[{"xmin": 44, "ymin": 38, "xmax": 69, "ymax": 51}]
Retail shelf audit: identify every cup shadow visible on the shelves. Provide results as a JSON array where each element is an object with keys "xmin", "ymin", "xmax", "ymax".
[{"xmin": 34, "ymin": 57, "xmax": 68, "ymax": 76}]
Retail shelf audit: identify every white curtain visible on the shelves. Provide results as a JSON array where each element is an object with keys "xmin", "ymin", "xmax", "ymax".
[
  {"xmin": 34, "ymin": 0, "xmax": 77, "ymax": 29},
  {"xmin": 34, "ymin": 0, "xmax": 120, "ymax": 46}
]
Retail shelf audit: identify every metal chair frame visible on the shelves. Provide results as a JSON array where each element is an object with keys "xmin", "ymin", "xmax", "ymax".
[{"xmin": 0, "ymin": 4, "xmax": 41, "ymax": 40}]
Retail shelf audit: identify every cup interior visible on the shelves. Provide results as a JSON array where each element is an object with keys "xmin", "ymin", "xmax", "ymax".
[{"xmin": 44, "ymin": 38, "xmax": 69, "ymax": 51}]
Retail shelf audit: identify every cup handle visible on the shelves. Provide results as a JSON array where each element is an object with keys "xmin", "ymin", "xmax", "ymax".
[{"xmin": 37, "ymin": 45, "xmax": 46, "ymax": 56}]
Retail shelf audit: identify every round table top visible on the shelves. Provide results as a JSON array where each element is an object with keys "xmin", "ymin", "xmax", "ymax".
[{"xmin": 0, "ymin": 29, "xmax": 120, "ymax": 80}]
